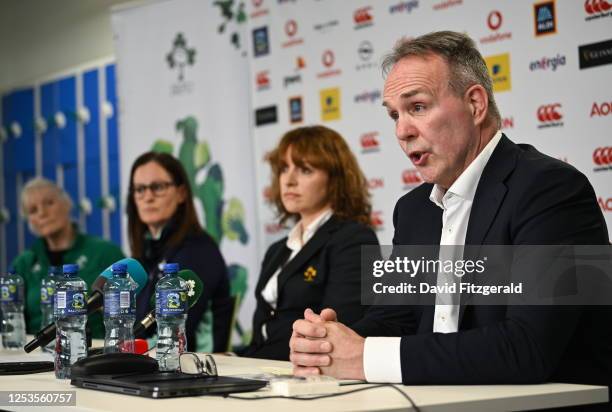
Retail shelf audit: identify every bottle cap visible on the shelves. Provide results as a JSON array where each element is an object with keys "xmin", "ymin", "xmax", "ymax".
[
  {"xmin": 63, "ymin": 263, "xmax": 79, "ymax": 276},
  {"xmin": 112, "ymin": 263, "xmax": 128, "ymax": 273},
  {"xmin": 164, "ymin": 263, "xmax": 179, "ymax": 273}
]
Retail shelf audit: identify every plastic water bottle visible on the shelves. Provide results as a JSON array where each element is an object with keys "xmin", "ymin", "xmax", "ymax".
[
  {"xmin": 0, "ymin": 268, "xmax": 26, "ymax": 349},
  {"xmin": 41, "ymin": 266, "xmax": 61, "ymax": 353},
  {"xmin": 155, "ymin": 263, "xmax": 188, "ymax": 371},
  {"xmin": 54, "ymin": 264, "xmax": 88, "ymax": 379},
  {"xmin": 103, "ymin": 263, "xmax": 136, "ymax": 353}
]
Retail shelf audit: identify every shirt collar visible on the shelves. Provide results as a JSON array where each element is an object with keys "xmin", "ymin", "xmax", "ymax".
[
  {"xmin": 429, "ymin": 130, "xmax": 503, "ymax": 209},
  {"xmin": 286, "ymin": 208, "xmax": 333, "ymax": 251}
]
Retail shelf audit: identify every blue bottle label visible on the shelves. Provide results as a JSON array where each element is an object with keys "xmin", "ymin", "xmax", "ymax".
[
  {"xmin": 54, "ymin": 290, "xmax": 88, "ymax": 316},
  {"xmin": 40, "ymin": 286, "xmax": 55, "ymax": 305},
  {"xmin": 155, "ymin": 290, "xmax": 188, "ymax": 316},
  {"xmin": 104, "ymin": 291, "xmax": 135, "ymax": 316},
  {"xmin": 0, "ymin": 284, "xmax": 23, "ymax": 303}
]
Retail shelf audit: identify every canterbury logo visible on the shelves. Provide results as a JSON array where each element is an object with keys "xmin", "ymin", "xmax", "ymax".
[
  {"xmin": 402, "ymin": 170, "xmax": 422, "ymax": 184},
  {"xmin": 585, "ymin": 0, "xmax": 611, "ymax": 14},
  {"xmin": 537, "ymin": 104, "xmax": 563, "ymax": 122},
  {"xmin": 593, "ymin": 147, "xmax": 612, "ymax": 166},
  {"xmin": 354, "ymin": 7, "xmax": 373, "ymax": 24}
]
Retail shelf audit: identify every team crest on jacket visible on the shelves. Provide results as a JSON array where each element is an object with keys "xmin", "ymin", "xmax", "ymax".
[{"xmin": 304, "ymin": 266, "xmax": 317, "ymax": 282}]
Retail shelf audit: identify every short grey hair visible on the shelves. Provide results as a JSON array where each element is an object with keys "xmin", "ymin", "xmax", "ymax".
[
  {"xmin": 382, "ymin": 31, "xmax": 501, "ymax": 128},
  {"xmin": 20, "ymin": 177, "xmax": 73, "ymax": 216}
]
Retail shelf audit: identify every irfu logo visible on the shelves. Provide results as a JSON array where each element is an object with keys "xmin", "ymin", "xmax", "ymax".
[{"xmin": 166, "ymin": 33, "xmax": 196, "ymax": 82}]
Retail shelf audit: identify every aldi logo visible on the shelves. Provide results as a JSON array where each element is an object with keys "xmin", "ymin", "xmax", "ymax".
[
  {"xmin": 533, "ymin": 1, "xmax": 557, "ymax": 37},
  {"xmin": 485, "ymin": 53, "xmax": 512, "ymax": 93},
  {"xmin": 320, "ymin": 88, "xmax": 341, "ymax": 122}
]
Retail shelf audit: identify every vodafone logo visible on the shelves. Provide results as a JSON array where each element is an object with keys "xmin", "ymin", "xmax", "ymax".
[
  {"xmin": 487, "ymin": 10, "xmax": 503, "ymax": 30},
  {"xmin": 593, "ymin": 147, "xmax": 612, "ymax": 172},
  {"xmin": 591, "ymin": 101, "xmax": 612, "ymax": 117},
  {"xmin": 285, "ymin": 19, "xmax": 297, "ymax": 37},
  {"xmin": 322, "ymin": 50, "xmax": 335, "ymax": 67},
  {"xmin": 598, "ymin": 197, "xmax": 612, "ymax": 212},
  {"xmin": 585, "ymin": 0, "xmax": 611, "ymax": 14},
  {"xmin": 402, "ymin": 169, "xmax": 422, "ymax": 187},
  {"xmin": 360, "ymin": 132, "xmax": 380, "ymax": 153},
  {"xmin": 537, "ymin": 104, "xmax": 564, "ymax": 128}
]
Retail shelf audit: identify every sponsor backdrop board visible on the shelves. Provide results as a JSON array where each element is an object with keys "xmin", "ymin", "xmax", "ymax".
[
  {"xmin": 246, "ymin": 0, "xmax": 612, "ymax": 247},
  {"xmin": 111, "ymin": 0, "xmax": 259, "ymax": 349}
]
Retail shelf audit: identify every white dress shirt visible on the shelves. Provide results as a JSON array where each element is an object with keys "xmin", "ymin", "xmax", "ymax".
[
  {"xmin": 363, "ymin": 131, "xmax": 503, "ymax": 383},
  {"xmin": 260, "ymin": 209, "xmax": 333, "ymax": 338}
]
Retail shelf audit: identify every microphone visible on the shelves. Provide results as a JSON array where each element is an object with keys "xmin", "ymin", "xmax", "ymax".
[
  {"xmin": 133, "ymin": 269, "xmax": 203, "ymax": 336},
  {"xmin": 24, "ymin": 258, "xmax": 148, "ymax": 353}
]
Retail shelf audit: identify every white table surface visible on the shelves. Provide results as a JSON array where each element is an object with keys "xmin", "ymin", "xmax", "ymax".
[{"xmin": 0, "ymin": 345, "xmax": 608, "ymax": 412}]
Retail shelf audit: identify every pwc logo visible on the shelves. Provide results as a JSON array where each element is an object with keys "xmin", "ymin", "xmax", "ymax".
[
  {"xmin": 368, "ymin": 177, "xmax": 384, "ymax": 190},
  {"xmin": 256, "ymin": 71, "xmax": 270, "ymax": 91},
  {"xmin": 370, "ymin": 211, "xmax": 384, "ymax": 231},
  {"xmin": 598, "ymin": 196, "xmax": 612, "ymax": 212},
  {"xmin": 591, "ymin": 101, "xmax": 612, "ymax": 117},
  {"xmin": 354, "ymin": 6, "xmax": 374, "ymax": 29},
  {"xmin": 536, "ymin": 104, "xmax": 564, "ymax": 128},
  {"xmin": 593, "ymin": 147, "xmax": 612, "ymax": 172},
  {"xmin": 480, "ymin": 10, "xmax": 512, "ymax": 43},
  {"xmin": 360, "ymin": 132, "xmax": 380, "ymax": 153},
  {"xmin": 584, "ymin": 0, "xmax": 612, "ymax": 21},
  {"xmin": 317, "ymin": 50, "xmax": 342, "ymax": 78},
  {"xmin": 282, "ymin": 19, "xmax": 304, "ymax": 48},
  {"xmin": 402, "ymin": 169, "xmax": 423, "ymax": 189}
]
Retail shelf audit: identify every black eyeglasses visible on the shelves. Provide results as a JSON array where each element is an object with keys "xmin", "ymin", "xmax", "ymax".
[
  {"xmin": 179, "ymin": 353, "xmax": 218, "ymax": 377},
  {"xmin": 131, "ymin": 181, "xmax": 175, "ymax": 198}
]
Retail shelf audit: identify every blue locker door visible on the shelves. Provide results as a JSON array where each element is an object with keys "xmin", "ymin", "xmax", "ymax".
[
  {"xmin": 2, "ymin": 93, "xmax": 18, "ymax": 266},
  {"xmin": 106, "ymin": 64, "xmax": 122, "ymax": 246},
  {"xmin": 57, "ymin": 76, "xmax": 78, "ymax": 222},
  {"xmin": 40, "ymin": 81, "xmax": 58, "ymax": 182},
  {"xmin": 83, "ymin": 69, "xmax": 102, "ymax": 238}
]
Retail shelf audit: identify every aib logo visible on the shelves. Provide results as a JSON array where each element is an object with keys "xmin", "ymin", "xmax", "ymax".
[
  {"xmin": 585, "ymin": 0, "xmax": 612, "ymax": 21},
  {"xmin": 166, "ymin": 33, "xmax": 196, "ymax": 82},
  {"xmin": 593, "ymin": 147, "xmax": 612, "ymax": 171},
  {"xmin": 537, "ymin": 104, "xmax": 563, "ymax": 128},
  {"xmin": 598, "ymin": 197, "xmax": 612, "ymax": 212},
  {"xmin": 354, "ymin": 6, "xmax": 374, "ymax": 29}
]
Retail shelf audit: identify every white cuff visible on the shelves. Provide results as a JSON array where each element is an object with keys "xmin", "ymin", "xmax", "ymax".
[{"xmin": 363, "ymin": 337, "xmax": 402, "ymax": 383}]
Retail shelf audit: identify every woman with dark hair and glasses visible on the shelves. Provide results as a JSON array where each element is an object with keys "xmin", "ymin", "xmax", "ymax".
[
  {"xmin": 127, "ymin": 152, "xmax": 232, "ymax": 352},
  {"xmin": 240, "ymin": 125, "xmax": 379, "ymax": 360}
]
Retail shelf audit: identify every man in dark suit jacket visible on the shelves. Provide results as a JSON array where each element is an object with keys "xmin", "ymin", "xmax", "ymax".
[{"xmin": 288, "ymin": 31, "xmax": 611, "ymax": 409}]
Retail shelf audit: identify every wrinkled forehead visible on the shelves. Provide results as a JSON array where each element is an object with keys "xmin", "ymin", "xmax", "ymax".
[{"xmin": 383, "ymin": 54, "xmax": 450, "ymax": 97}]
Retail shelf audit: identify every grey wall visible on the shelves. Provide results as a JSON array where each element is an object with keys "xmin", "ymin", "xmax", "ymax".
[{"xmin": 0, "ymin": 0, "xmax": 143, "ymax": 93}]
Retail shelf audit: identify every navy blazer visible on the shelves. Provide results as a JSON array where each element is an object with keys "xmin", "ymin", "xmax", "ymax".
[
  {"xmin": 243, "ymin": 216, "xmax": 379, "ymax": 360},
  {"xmin": 353, "ymin": 136, "xmax": 611, "ymax": 406}
]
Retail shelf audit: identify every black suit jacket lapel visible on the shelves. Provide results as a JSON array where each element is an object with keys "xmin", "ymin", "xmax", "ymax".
[
  {"xmin": 276, "ymin": 216, "xmax": 342, "ymax": 294},
  {"xmin": 459, "ymin": 135, "xmax": 518, "ymax": 324},
  {"xmin": 256, "ymin": 243, "xmax": 292, "ymax": 296}
]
